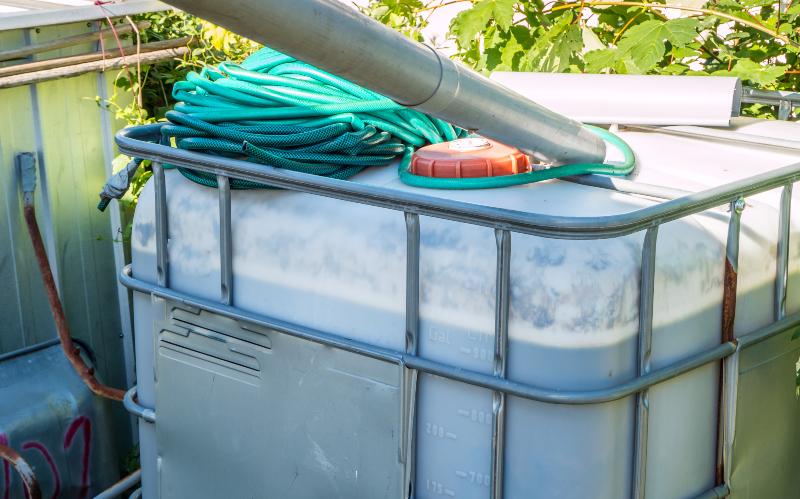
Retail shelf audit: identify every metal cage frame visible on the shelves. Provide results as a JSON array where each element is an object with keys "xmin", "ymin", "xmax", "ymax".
[{"xmin": 116, "ymin": 122, "xmax": 800, "ymax": 499}]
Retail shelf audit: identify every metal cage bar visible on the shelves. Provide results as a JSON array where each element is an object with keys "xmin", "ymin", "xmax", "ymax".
[
  {"xmin": 122, "ymin": 265, "xmax": 787, "ymax": 406},
  {"xmin": 116, "ymin": 125, "xmax": 800, "ymax": 241},
  {"xmin": 491, "ymin": 229, "xmax": 511, "ymax": 499},
  {"xmin": 716, "ymin": 198, "xmax": 744, "ymax": 485},
  {"xmin": 152, "ymin": 162, "xmax": 168, "ymax": 288},
  {"xmin": 402, "ymin": 212, "xmax": 421, "ymax": 498},
  {"xmin": 776, "ymin": 184, "xmax": 793, "ymax": 321},
  {"xmin": 632, "ymin": 226, "xmax": 658, "ymax": 499},
  {"xmin": 218, "ymin": 174, "xmax": 233, "ymax": 305}
]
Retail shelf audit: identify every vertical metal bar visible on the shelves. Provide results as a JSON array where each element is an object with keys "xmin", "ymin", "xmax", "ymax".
[
  {"xmin": 153, "ymin": 162, "xmax": 168, "ymax": 288},
  {"xmin": 218, "ymin": 175, "xmax": 233, "ymax": 305},
  {"xmin": 491, "ymin": 229, "xmax": 511, "ymax": 499},
  {"xmin": 778, "ymin": 100, "xmax": 792, "ymax": 121},
  {"xmin": 716, "ymin": 198, "xmax": 744, "ymax": 485},
  {"xmin": 402, "ymin": 212, "xmax": 420, "ymax": 499},
  {"xmin": 405, "ymin": 213, "xmax": 421, "ymax": 357},
  {"xmin": 720, "ymin": 199, "xmax": 744, "ymax": 345},
  {"xmin": 775, "ymin": 184, "xmax": 792, "ymax": 321},
  {"xmin": 632, "ymin": 226, "xmax": 658, "ymax": 499}
]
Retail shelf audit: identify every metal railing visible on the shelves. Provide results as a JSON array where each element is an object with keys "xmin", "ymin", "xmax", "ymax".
[
  {"xmin": 742, "ymin": 87, "xmax": 800, "ymax": 120},
  {"xmin": 116, "ymin": 123, "xmax": 800, "ymax": 499}
]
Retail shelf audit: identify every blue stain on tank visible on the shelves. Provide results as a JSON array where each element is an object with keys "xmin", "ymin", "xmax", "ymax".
[
  {"xmin": 135, "ymin": 221, "xmax": 154, "ymax": 247},
  {"xmin": 527, "ymin": 243, "xmax": 566, "ymax": 267}
]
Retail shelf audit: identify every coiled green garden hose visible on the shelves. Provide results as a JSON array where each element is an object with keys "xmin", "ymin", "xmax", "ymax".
[{"xmin": 163, "ymin": 46, "xmax": 635, "ymax": 190}]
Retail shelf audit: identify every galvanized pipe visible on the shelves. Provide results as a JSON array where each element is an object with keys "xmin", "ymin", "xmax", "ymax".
[
  {"xmin": 775, "ymin": 184, "xmax": 792, "ymax": 321},
  {"xmin": 160, "ymin": 0, "xmax": 606, "ymax": 165},
  {"xmin": 93, "ymin": 469, "xmax": 143, "ymax": 499},
  {"xmin": 632, "ymin": 226, "xmax": 658, "ymax": 499},
  {"xmin": 123, "ymin": 386, "xmax": 156, "ymax": 424},
  {"xmin": 217, "ymin": 175, "xmax": 233, "ymax": 305},
  {"xmin": 402, "ymin": 212, "xmax": 421, "ymax": 498},
  {"xmin": 716, "ymin": 198, "xmax": 744, "ymax": 485},
  {"xmin": 116, "ymin": 125, "xmax": 800, "ymax": 240},
  {"xmin": 491, "ymin": 229, "xmax": 511, "ymax": 499},
  {"xmin": 119, "ymin": 264, "xmax": 752, "ymax": 405}
]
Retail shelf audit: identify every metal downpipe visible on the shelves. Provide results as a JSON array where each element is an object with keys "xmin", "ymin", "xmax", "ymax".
[{"xmin": 161, "ymin": 0, "xmax": 606, "ymax": 165}]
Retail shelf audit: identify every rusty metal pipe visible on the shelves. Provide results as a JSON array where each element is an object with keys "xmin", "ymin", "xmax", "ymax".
[
  {"xmin": 0, "ymin": 443, "xmax": 42, "ymax": 499},
  {"xmin": 23, "ymin": 202, "xmax": 125, "ymax": 401}
]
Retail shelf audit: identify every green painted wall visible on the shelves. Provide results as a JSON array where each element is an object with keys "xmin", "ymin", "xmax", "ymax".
[{"xmin": 0, "ymin": 21, "xmax": 134, "ymax": 448}]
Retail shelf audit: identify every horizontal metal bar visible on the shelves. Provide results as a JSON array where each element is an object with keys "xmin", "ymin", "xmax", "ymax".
[
  {"xmin": 742, "ymin": 87, "xmax": 800, "ymax": 105},
  {"xmin": 737, "ymin": 311, "xmax": 800, "ymax": 348},
  {"xmin": 565, "ymin": 174, "xmax": 691, "ymax": 201},
  {"xmin": 623, "ymin": 125, "xmax": 800, "ymax": 153},
  {"xmin": 0, "ymin": 338, "xmax": 60, "ymax": 363},
  {"xmin": 119, "ymin": 266, "xmax": 800, "ymax": 405},
  {"xmin": 93, "ymin": 469, "xmax": 142, "ymax": 499},
  {"xmin": 123, "ymin": 386, "xmax": 156, "ymax": 424},
  {"xmin": 120, "ymin": 265, "xmax": 403, "ymax": 365},
  {"xmin": 116, "ymin": 125, "xmax": 800, "ymax": 240}
]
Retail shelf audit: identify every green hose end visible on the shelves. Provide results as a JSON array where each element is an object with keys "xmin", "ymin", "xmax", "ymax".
[
  {"xmin": 97, "ymin": 197, "xmax": 111, "ymax": 212},
  {"xmin": 397, "ymin": 125, "xmax": 636, "ymax": 190}
]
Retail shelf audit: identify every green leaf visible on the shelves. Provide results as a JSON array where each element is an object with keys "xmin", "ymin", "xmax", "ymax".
[
  {"xmin": 584, "ymin": 48, "xmax": 619, "ymax": 73},
  {"xmin": 712, "ymin": 58, "xmax": 788, "ymax": 85},
  {"xmin": 671, "ymin": 45, "xmax": 698, "ymax": 59},
  {"xmin": 451, "ymin": 0, "xmax": 515, "ymax": 47},
  {"xmin": 521, "ymin": 13, "xmax": 583, "ymax": 72},
  {"xmin": 492, "ymin": 0, "xmax": 515, "ymax": 31},
  {"xmin": 500, "ymin": 34, "xmax": 524, "ymax": 69},
  {"xmin": 661, "ymin": 63, "xmax": 690, "ymax": 75},
  {"xmin": 617, "ymin": 18, "xmax": 699, "ymax": 72}
]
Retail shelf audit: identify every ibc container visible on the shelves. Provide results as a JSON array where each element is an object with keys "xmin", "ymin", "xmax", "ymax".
[{"xmin": 127, "ymin": 118, "xmax": 800, "ymax": 499}]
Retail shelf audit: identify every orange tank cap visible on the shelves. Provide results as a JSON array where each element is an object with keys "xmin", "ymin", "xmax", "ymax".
[{"xmin": 410, "ymin": 137, "xmax": 531, "ymax": 178}]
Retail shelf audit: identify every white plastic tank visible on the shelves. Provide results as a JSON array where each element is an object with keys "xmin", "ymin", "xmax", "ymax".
[{"xmin": 130, "ymin": 118, "xmax": 800, "ymax": 499}]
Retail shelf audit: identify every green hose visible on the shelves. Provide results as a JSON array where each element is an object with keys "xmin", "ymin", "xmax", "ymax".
[
  {"xmin": 164, "ymin": 47, "xmax": 634, "ymax": 190},
  {"xmin": 164, "ymin": 47, "xmax": 465, "ymax": 189}
]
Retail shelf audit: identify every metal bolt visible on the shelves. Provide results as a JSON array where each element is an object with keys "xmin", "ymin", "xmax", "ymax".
[{"xmin": 733, "ymin": 198, "xmax": 746, "ymax": 214}]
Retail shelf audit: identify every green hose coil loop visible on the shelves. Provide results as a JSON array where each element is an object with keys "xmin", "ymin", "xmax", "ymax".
[
  {"xmin": 163, "ymin": 47, "xmax": 466, "ymax": 189},
  {"xmin": 397, "ymin": 125, "xmax": 636, "ymax": 189},
  {"xmin": 164, "ymin": 47, "xmax": 635, "ymax": 190}
]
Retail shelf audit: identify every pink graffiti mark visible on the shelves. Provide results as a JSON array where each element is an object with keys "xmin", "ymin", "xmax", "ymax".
[
  {"xmin": 21, "ymin": 442, "xmax": 60, "ymax": 499},
  {"xmin": 63, "ymin": 417, "xmax": 91, "ymax": 499},
  {"xmin": 0, "ymin": 433, "xmax": 9, "ymax": 499}
]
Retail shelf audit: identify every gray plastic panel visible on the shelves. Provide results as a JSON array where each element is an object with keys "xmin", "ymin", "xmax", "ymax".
[
  {"xmin": 155, "ymin": 301, "xmax": 404, "ymax": 499},
  {"xmin": 730, "ymin": 325, "xmax": 800, "ymax": 497}
]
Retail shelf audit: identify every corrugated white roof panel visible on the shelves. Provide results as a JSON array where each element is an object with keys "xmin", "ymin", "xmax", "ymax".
[{"xmin": 0, "ymin": 0, "xmax": 169, "ymax": 30}]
